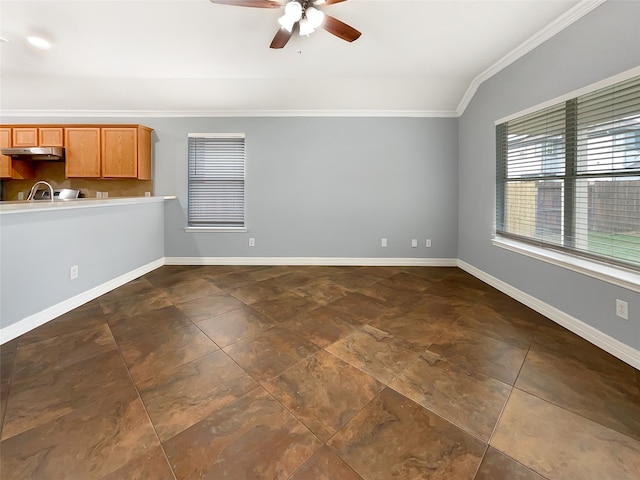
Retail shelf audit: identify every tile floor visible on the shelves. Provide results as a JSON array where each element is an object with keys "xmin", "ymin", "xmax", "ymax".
[{"xmin": 1, "ymin": 265, "xmax": 639, "ymax": 479}]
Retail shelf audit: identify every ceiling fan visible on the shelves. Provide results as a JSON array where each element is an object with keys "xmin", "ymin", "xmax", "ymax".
[{"xmin": 209, "ymin": 0, "xmax": 362, "ymax": 49}]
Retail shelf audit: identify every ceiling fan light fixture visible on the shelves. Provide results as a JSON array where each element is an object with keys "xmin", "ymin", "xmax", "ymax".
[
  {"xmin": 305, "ymin": 7, "xmax": 324, "ymax": 28},
  {"xmin": 298, "ymin": 18, "xmax": 314, "ymax": 36},
  {"xmin": 278, "ymin": 14, "xmax": 296, "ymax": 32},
  {"xmin": 284, "ymin": 1, "xmax": 303, "ymax": 21}
]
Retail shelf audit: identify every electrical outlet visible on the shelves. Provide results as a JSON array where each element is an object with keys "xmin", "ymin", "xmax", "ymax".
[
  {"xmin": 17, "ymin": 191, "xmax": 24, "ymax": 200},
  {"xmin": 381, "ymin": 238, "xmax": 387, "ymax": 248},
  {"xmin": 103, "ymin": 192, "xmax": 108, "ymax": 198},
  {"xmin": 411, "ymin": 239, "xmax": 418, "ymax": 248},
  {"xmin": 145, "ymin": 192, "xmax": 151, "ymax": 197},
  {"xmin": 70, "ymin": 265, "xmax": 79, "ymax": 280},
  {"xmin": 96, "ymin": 192, "xmax": 102, "ymax": 198},
  {"xmin": 426, "ymin": 239, "xmax": 432, "ymax": 248},
  {"xmin": 616, "ymin": 299, "xmax": 628, "ymax": 320},
  {"xmin": 248, "ymin": 238, "xmax": 255, "ymax": 247}
]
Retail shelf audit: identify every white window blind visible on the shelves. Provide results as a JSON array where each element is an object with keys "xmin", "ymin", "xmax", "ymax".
[
  {"xmin": 188, "ymin": 134, "xmax": 245, "ymax": 228},
  {"xmin": 496, "ymin": 75, "xmax": 640, "ymax": 270}
]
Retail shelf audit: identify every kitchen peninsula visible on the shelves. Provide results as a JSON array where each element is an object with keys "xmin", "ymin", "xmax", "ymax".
[{"xmin": 0, "ymin": 193, "xmax": 175, "ymax": 343}]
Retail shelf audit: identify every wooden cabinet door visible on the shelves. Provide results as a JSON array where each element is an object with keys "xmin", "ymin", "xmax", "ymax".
[
  {"xmin": 0, "ymin": 128, "xmax": 12, "ymax": 178},
  {"xmin": 65, "ymin": 128, "xmax": 101, "ymax": 178},
  {"xmin": 12, "ymin": 128, "xmax": 38, "ymax": 147},
  {"xmin": 102, "ymin": 128, "xmax": 137, "ymax": 178},
  {"xmin": 0, "ymin": 128, "xmax": 34, "ymax": 179},
  {"xmin": 39, "ymin": 128, "xmax": 64, "ymax": 146}
]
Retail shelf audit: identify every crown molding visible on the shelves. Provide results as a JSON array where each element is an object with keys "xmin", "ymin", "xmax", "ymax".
[
  {"xmin": 0, "ymin": 109, "xmax": 459, "ymax": 119},
  {"xmin": 455, "ymin": 0, "xmax": 607, "ymax": 116}
]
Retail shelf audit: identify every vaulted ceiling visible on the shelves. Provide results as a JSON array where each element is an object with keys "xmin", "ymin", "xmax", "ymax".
[{"xmin": 0, "ymin": 0, "xmax": 603, "ymax": 116}]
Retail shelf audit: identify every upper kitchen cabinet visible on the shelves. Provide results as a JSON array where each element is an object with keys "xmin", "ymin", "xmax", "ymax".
[
  {"xmin": 101, "ymin": 126, "xmax": 152, "ymax": 179},
  {"xmin": 38, "ymin": 128, "xmax": 64, "ymax": 147},
  {"xmin": 65, "ymin": 127, "xmax": 101, "ymax": 178},
  {"xmin": 12, "ymin": 127, "xmax": 38, "ymax": 147},
  {"xmin": 0, "ymin": 128, "xmax": 34, "ymax": 179}
]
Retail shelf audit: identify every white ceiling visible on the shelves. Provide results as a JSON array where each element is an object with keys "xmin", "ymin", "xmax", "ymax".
[{"xmin": 0, "ymin": 0, "xmax": 603, "ymax": 116}]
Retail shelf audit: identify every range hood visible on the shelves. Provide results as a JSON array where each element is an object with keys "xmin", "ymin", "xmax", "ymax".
[{"xmin": 1, "ymin": 146, "xmax": 65, "ymax": 161}]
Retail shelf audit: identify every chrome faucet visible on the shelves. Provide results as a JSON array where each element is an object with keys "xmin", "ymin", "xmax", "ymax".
[{"xmin": 27, "ymin": 180, "xmax": 54, "ymax": 202}]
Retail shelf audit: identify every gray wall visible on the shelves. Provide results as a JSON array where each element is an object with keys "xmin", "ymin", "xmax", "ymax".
[
  {"xmin": 0, "ymin": 201, "xmax": 165, "ymax": 328},
  {"xmin": 5, "ymin": 116, "xmax": 459, "ymax": 260},
  {"xmin": 458, "ymin": 0, "xmax": 640, "ymax": 351},
  {"xmin": 155, "ymin": 117, "xmax": 458, "ymax": 259}
]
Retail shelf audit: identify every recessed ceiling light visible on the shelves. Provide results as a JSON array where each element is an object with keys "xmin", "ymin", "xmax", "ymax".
[{"xmin": 27, "ymin": 36, "xmax": 52, "ymax": 50}]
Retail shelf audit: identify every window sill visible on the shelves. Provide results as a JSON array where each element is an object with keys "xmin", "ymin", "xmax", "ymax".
[
  {"xmin": 492, "ymin": 236, "xmax": 640, "ymax": 293},
  {"xmin": 184, "ymin": 226, "xmax": 247, "ymax": 233}
]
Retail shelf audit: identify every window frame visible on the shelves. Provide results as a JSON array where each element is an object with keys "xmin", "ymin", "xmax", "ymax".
[
  {"xmin": 493, "ymin": 67, "xmax": 640, "ymax": 292},
  {"xmin": 184, "ymin": 133, "xmax": 247, "ymax": 233}
]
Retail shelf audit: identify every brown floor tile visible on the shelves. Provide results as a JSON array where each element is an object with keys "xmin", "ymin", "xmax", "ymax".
[
  {"xmin": 174, "ymin": 292, "xmax": 246, "ymax": 323},
  {"xmin": 327, "ymin": 292, "xmax": 389, "ymax": 324},
  {"xmin": 326, "ymin": 325, "xmax": 423, "ymax": 384},
  {"xmin": 17, "ymin": 301, "xmax": 106, "ymax": 346},
  {"xmin": 350, "ymin": 266, "xmax": 406, "ymax": 279},
  {"xmin": 474, "ymin": 447, "xmax": 545, "ymax": 480},
  {"xmin": 263, "ymin": 350, "xmax": 384, "ymax": 441},
  {"xmin": 4, "ymin": 265, "xmax": 637, "ymax": 479},
  {"xmin": 116, "ymin": 323, "xmax": 218, "ymax": 384},
  {"xmin": 138, "ymin": 350, "xmax": 258, "ymax": 441},
  {"xmin": 0, "ymin": 339, "xmax": 18, "ymax": 385},
  {"xmin": 369, "ymin": 305, "xmax": 448, "ymax": 348},
  {"xmin": 1, "ymin": 350, "xmax": 133, "ymax": 441},
  {"xmin": 454, "ymin": 305, "xmax": 537, "ymax": 348},
  {"xmin": 108, "ymin": 305, "xmax": 194, "ymax": 338},
  {"xmin": 293, "ymin": 277, "xmax": 351, "ymax": 305},
  {"xmin": 281, "ymin": 305, "xmax": 358, "ymax": 348},
  {"xmin": 428, "ymin": 325, "xmax": 529, "ymax": 385},
  {"xmin": 0, "ymin": 388, "xmax": 159, "ymax": 480},
  {"xmin": 390, "ymin": 351, "xmax": 511, "ymax": 441},
  {"xmin": 327, "ymin": 272, "xmax": 382, "ymax": 292},
  {"xmin": 401, "ymin": 293, "xmax": 472, "ymax": 323},
  {"xmin": 226, "ymin": 278, "xmax": 289, "ymax": 304},
  {"xmin": 356, "ymin": 280, "xmax": 423, "ymax": 306},
  {"xmin": 251, "ymin": 291, "xmax": 319, "ymax": 323},
  {"xmin": 329, "ymin": 387, "xmax": 486, "ymax": 480},
  {"xmin": 516, "ymin": 341, "xmax": 640, "ymax": 441},
  {"xmin": 289, "ymin": 445, "xmax": 363, "ymax": 480},
  {"xmin": 491, "ymin": 388, "xmax": 640, "ymax": 480},
  {"xmin": 263, "ymin": 270, "xmax": 319, "ymax": 289},
  {"xmin": 163, "ymin": 387, "xmax": 321, "ymax": 479},
  {"xmin": 399, "ymin": 266, "xmax": 455, "ymax": 281},
  {"xmin": 196, "ymin": 305, "xmax": 278, "ymax": 348},
  {"xmin": 224, "ymin": 327, "xmax": 320, "ymax": 382},
  {"xmin": 11, "ymin": 323, "xmax": 117, "ymax": 381},
  {"xmin": 100, "ymin": 446, "xmax": 175, "ymax": 480},
  {"xmin": 384, "ymin": 272, "xmax": 432, "ymax": 292},
  {"xmin": 162, "ymin": 277, "xmax": 223, "ymax": 304},
  {"xmin": 99, "ymin": 279, "xmax": 173, "ymax": 322},
  {"xmin": 420, "ymin": 277, "xmax": 487, "ymax": 303}
]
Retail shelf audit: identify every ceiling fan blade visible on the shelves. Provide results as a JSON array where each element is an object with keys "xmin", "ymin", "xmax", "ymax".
[
  {"xmin": 323, "ymin": 0, "xmax": 349, "ymax": 4},
  {"xmin": 322, "ymin": 14, "xmax": 361, "ymax": 42},
  {"xmin": 209, "ymin": 0, "xmax": 282, "ymax": 8},
  {"xmin": 270, "ymin": 27, "xmax": 294, "ymax": 49}
]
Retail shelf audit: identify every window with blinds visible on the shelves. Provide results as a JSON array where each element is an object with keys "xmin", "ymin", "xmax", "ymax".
[
  {"xmin": 496, "ymin": 75, "xmax": 640, "ymax": 270},
  {"xmin": 188, "ymin": 134, "xmax": 245, "ymax": 228}
]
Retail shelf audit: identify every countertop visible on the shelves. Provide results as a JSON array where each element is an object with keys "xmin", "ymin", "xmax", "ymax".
[{"xmin": 0, "ymin": 195, "xmax": 177, "ymax": 215}]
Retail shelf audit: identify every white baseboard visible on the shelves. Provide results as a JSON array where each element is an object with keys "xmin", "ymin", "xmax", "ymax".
[
  {"xmin": 457, "ymin": 260, "xmax": 640, "ymax": 371},
  {"xmin": 164, "ymin": 257, "xmax": 459, "ymax": 267},
  {"xmin": 0, "ymin": 258, "xmax": 164, "ymax": 345}
]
